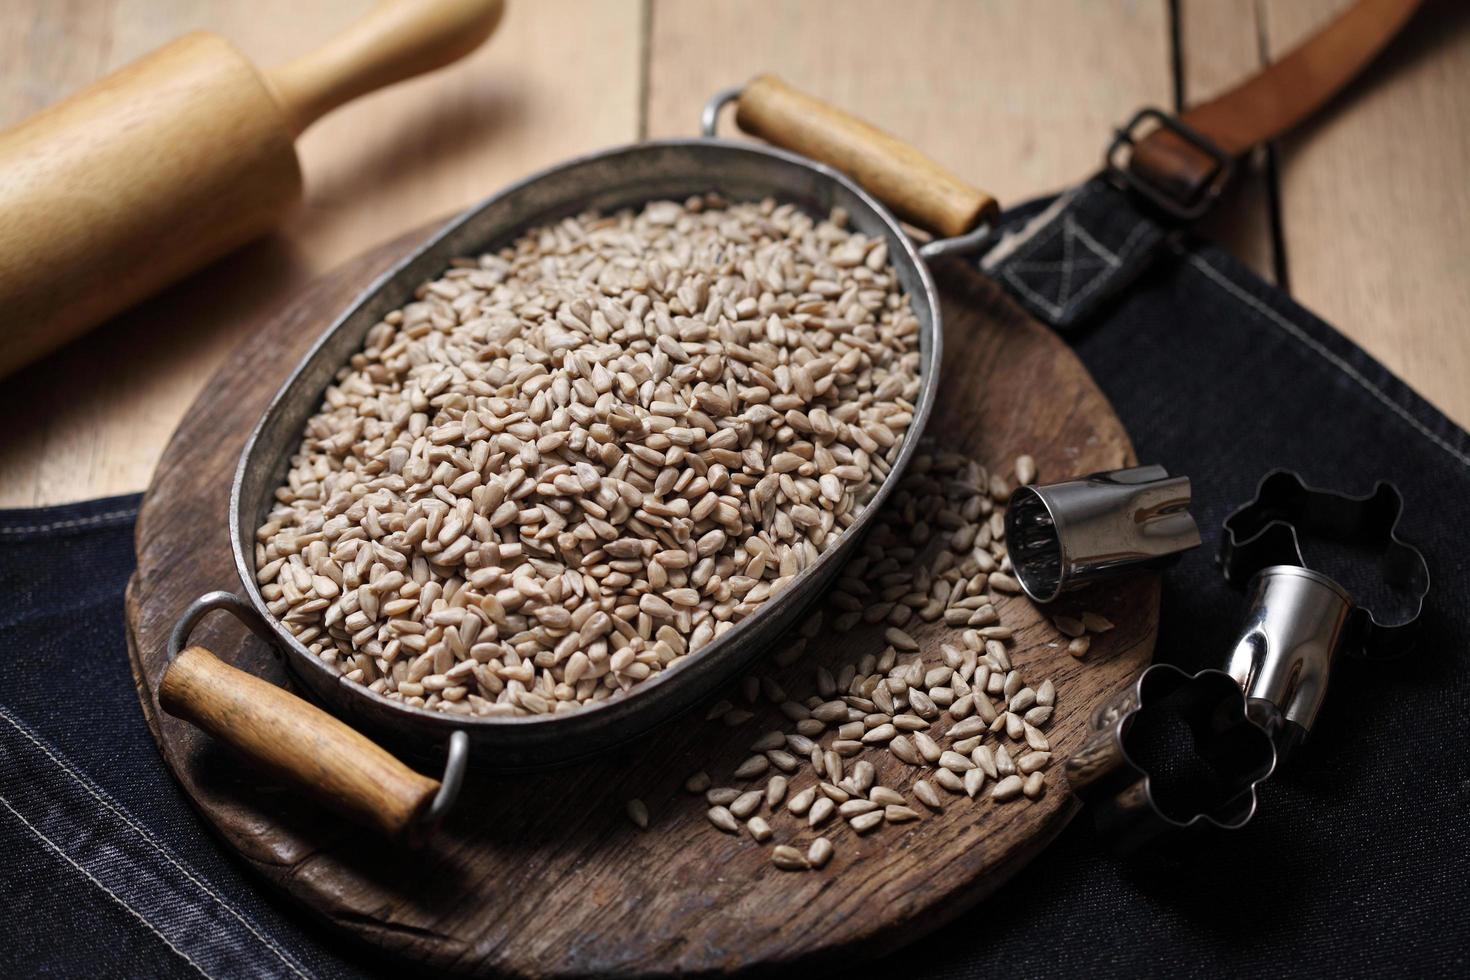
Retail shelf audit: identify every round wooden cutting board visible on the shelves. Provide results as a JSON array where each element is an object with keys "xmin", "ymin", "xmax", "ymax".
[{"xmin": 125, "ymin": 221, "xmax": 1157, "ymax": 977}]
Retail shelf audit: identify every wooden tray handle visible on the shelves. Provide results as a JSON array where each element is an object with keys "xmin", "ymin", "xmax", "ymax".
[
  {"xmin": 267, "ymin": 0, "xmax": 506, "ymax": 135},
  {"xmin": 160, "ymin": 644, "xmax": 443, "ymax": 839},
  {"xmin": 733, "ymin": 74, "xmax": 999, "ymax": 240}
]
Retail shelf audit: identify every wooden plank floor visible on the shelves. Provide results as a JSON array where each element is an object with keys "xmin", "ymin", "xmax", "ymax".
[{"xmin": 1, "ymin": 0, "xmax": 1466, "ymax": 506}]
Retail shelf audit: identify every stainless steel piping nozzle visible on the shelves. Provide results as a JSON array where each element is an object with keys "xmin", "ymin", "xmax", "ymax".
[{"xmin": 1004, "ymin": 464, "xmax": 1201, "ymax": 603}]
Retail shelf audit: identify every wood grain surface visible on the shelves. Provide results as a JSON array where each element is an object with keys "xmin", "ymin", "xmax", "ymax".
[
  {"xmin": 125, "ymin": 222, "xmax": 1157, "ymax": 976},
  {"xmin": 2, "ymin": 0, "xmax": 1467, "ymax": 506}
]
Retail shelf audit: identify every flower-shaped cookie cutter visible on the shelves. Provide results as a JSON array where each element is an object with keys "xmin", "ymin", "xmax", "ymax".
[
  {"xmin": 1218, "ymin": 470, "xmax": 1430, "ymax": 757},
  {"xmin": 1065, "ymin": 664, "xmax": 1276, "ymax": 853}
]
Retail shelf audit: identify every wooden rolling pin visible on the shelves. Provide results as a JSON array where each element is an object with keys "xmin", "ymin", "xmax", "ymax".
[{"xmin": 0, "ymin": 0, "xmax": 505, "ymax": 379}]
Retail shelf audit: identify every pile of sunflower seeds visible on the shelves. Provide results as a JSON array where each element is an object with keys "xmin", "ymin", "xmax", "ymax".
[
  {"xmin": 639, "ymin": 450, "xmax": 1090, "ymax": 869},
  {"xmin": 254, "ymin": 195, "xmax": 922, "ymax": 715}
]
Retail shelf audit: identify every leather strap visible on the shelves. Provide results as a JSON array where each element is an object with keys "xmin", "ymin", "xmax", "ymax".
[{"xmin": 1126, "ymin": 0, "xmax": 1422, "ymax": 214}]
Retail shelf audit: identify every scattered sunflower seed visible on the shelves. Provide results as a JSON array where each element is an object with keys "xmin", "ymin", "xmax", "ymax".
[
  {"xmin": 991, "ymin": 775, "xmax": 1024, "ymax": 802},
  {"xmin": 707, "ymin": 806, "xmax": 740, "ymax": 834},
  {"xmin": 870, "ymin": 787, "xmax": 906, "ymax": 807},
  {"xmin": 625, "ymin": 798, "xmax": 649, "ymax": 829},
  {"xmin": 1051, "ymin": 615, "xmax": 1086, "ymax": 638},
  {"xmin": 914, "ymin": 780, "xmax": 942, "ymax": 810},
  {"xmin": 772, "ymin": 845, "xmax": 810, "ymax": 871},
  {"xmin": 730, "ymin": 790, "xmax": 764, "ymax": 819},
  {"xmin": 788, "ymin": 786, "xmax": 817, "ymax": 816}
]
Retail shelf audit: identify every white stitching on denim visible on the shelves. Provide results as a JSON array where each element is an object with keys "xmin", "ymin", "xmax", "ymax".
[
  {"xmin": 1058, "ymin": 219, "xmax": 1156, "ymax": 317},
  {"xmin": 1002, "ymin": 266, "xmax": 1065, "ymax": 320},
  {"xmin": 1057, "ymin": 213, "xmax": 1077, "ymax": 307},
  {"xmin": 1007, "ymin": 256, "xmax": 1111, "ymax": 273},
  {"xmin": 1066, "ymin": 212, "xmax": 1124, "ymax": 269},
  {"xmin": 1111, "ymin": 220, "xmax": 1154, "ymax": 265},
  {"xmin": 1000, "ymin": 202, "xmax": 1159, "ymax": 322},
  {"xmin": 0, "ymin": 508, "xmax": 138, "ymax": 536},
  {"xmin": 0, "ymin": 708, "xmax": 312, "ymax": 980},
  {"xmin": 0, "ymin": 792, "xmax": 214, "ymax": 979},
  {"xmin": 1188, "ymin": 254, "xmax": 1470, "ymax": 470}
]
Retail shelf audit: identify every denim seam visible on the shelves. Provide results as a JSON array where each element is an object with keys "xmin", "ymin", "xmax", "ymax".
[
  {"xmin": 1187, "ymin": 253, "xmax": 1470, "ymax": 470},
  {"xmin": 1058, "ymin": 211, "xmax": 1076, "ymax": 308},
  {"xmin": 0, "ymin": 793, "xmax": 214, "ymax": 980},
  {"xmin": 0, "ymin": 707, "xmax": 312, "ymax": 980},
  {"xmin": 0, "ymin": 508, "xmax": 140, "ymax": 536},
  {"xmin": 1002, "ymin": 266, "xmax": 1066, "ymax": 320},
  {"xmin": 1055, "ymin": 218, "xmax": 1154, "ymax": 317},
  {"xmin": 997, "ymin": 193, "xmax": 1156, "ymax": 323}
]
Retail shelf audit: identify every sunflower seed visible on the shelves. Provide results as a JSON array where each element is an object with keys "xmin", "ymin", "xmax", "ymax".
[
  {"xmin": 809, "ymin": 797, "xmax": 836, "ymax": 827},
  {"xmin": 707, "ymin": 806, "xmax": 740, "ymax": 833},
  {"xmin": 870, "ymin": 787, "xmax": 906, "ymax": 807},
  {"xmin": 934, "ymin": 768, "xmax": 967, "ymax": 793},
  {"xmin": 914, "ymin": 732, "xmax": 943, "ymax": 763},
  {"xmin": 787, "ymin": 786, "xmax": 817, "ymax": 816},
  {"xmin": 807, "ymin": 837, "xmax": 834, "ymax": 869},
  {"xmin": 766, "ymin": 774, "xmax": 789, "ymax": 809},
  {"xmin": 747, "ymin": 816, "xmax": 773, "ymax": 842},
  {"xmin": 772, "ymin": 845, "xmax": 810, "ymax": 870},
  {"xmin": 992, "ymin": 775, "xmax": 1024, "ymax": 801},
  {"xmin": 914, "ymin": 780, "xmax": 943, "ymax": 810},
  {"xmin": 730, "ymin": 790, "xmax": 763, "ymax": 818},
  {"xmin": 1051, "ymin": 615, "xmax": 1086, "ymax": 638},
  {"xmin": 625, "ymin": 798, "xmax": 649, "ymax": 829},
  {"xmin": 884, "ymin": 627, "xmax": 918, "ymax": 651},
  {"xmin": 1017, "ymin": 751, "xmax": 1051, "ymax": 774},
  {"xmin": 862, "ymin": 723, "xmax": 898, "ymax": 744},
  {"xmin": 889, "ymin": 735, "xmax": 921, "ymax": 765},
  {"xmin": 850, "ymin": 810, "xmax": 885, "ymax": 833},
  {"xmin": 1023, "ymin": 772, "xmax": 1046, "ymax": 799}
]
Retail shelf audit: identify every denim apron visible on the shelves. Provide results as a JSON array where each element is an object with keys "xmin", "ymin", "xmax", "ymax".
[{"xmin": 3, "ymin": 177, "xmax": 1466, "ymax": 978}]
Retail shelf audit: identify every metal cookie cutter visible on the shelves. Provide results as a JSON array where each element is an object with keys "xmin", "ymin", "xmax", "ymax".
[
  {"xmin": 1004, "ymin": 464, "xmax": 1201, "ymax": 603},
  {"xmin": 1065, "ymin": 664, "xmax": 1275, "ymax": 853},
  {"xmin": 1067, "ymin": 469, "xmax": 1429, "ymax": 851},
  {"xmin": 1218, "ymin": 469, "xmax": 1430, "ymax": 757}
]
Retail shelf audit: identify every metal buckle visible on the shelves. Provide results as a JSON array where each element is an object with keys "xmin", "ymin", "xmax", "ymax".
[{"xmin": 1105, "ymin": 107, "xmax": 1236, "ymax": 221}]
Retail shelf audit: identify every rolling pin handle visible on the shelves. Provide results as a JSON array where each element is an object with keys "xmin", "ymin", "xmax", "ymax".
[{"xmin": 266, "ymin": 0, "xmax": 507, "ymax": 136}]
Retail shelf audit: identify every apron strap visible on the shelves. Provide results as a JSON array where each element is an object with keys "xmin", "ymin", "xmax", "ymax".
[{"xmin": 1118, "ymin": 0, "xmax": 1422, "ymax": 219}]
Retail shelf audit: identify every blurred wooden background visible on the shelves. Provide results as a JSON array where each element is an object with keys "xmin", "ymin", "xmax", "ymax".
[{"xmin": 1, "ymin": 0, "xmax": 1466, "ymax": 506}]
